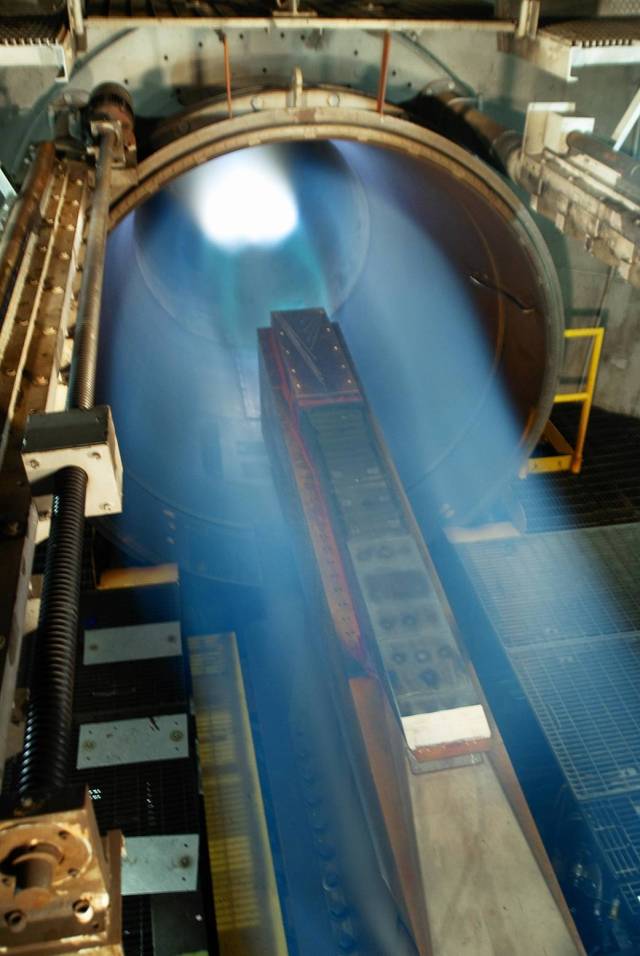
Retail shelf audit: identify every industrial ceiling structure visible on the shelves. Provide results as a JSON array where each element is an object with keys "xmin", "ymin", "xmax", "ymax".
[{"xmin": 0, "ymin": 2, "xmax": 640, "ymax": 955}]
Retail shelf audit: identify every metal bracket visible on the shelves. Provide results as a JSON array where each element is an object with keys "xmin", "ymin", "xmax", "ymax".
[
  {"xmin": 521, "ymin": 102, "xmax": 595, "ymax": 157},
  {"xmin": 289, "ymin": 66, "xmax": 304, "ymax": 109},
  {"xmin": 0, "ymin": 166, "xmax": 16, "ymax": 233},
  {"xmin": 0, "ymin": 788, "xmax": 121, "ymax": 954},
  {"xmin": 21, "ymin": 405, "xmax": 123, "ymax": 520},
  {"xmin": 0, "ymin": 31, "xmax": 74, "ymax": 85},
  {"xmin": 67, "ymin": 0, "xmax": 86, "ymax": 54},
  {"xmin": 273, "ymin": 0, "xmax": 317, "ymax": 17},
  {"xmin": 613, "ymin": 87, "xmax": 640, "ymax": 152},
  {"xmin": 516, "ymin": 0, "xmax": 540, "ymax": 40},
  {"xmin": 0, "ymin": 166, "xmax": 16, "ymax": 206}
]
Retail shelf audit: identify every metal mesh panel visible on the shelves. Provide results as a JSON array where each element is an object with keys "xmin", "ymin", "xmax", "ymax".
[
  {"xmin": 544, "ymin": 17, "xmax": 640, "ymax": 43},
  {"xmin": 74, "ymin": 656, "xmax": 187, "ymax": 721},
  {"xmin": 0, "ymin": 15, "xmax": 63, "ymax": 41},
  {"xmin": 71, "ymin": 759, "xmax": 200, "ymax": 836},
  {"xmin": 458, "ymin": 421, "xmax": 640, "ymax": 924},
  {"xmin": 511, "ymin": 636, "xmax": 640, "ymax": 800},
  {"xmin": 514, "ymin": 408, "xmax": 640, "ymax": 533},
  {"xmin": 461, "ymin": 524, "xmax": 640, "ymax": 649},
  {"xmin": 584, "ymin": 796, "xmax": 640, "ymax": 915},
  {"xmin": 122, "ymin": 895, "xmax": 154, "ymax": 956},
  {"xmin": 498, "ymin": 0, "xmax": 640, "ymax": 15}
]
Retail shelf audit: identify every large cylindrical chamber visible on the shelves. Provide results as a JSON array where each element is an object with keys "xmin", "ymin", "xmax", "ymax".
[{"xmin": 98, "ymin": 123, "xmax": 563, "ymax": 582}]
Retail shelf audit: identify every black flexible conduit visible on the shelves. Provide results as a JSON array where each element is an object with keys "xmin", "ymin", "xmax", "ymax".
[
  {"xmin": 18, "ymin": 128, "xmax": 116, "ymax": 799},
  {"xmin": 19, "ymin": 468, "xmax": 88, "ymax": 796}
]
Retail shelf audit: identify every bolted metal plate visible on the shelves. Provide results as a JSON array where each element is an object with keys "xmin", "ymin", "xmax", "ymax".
[
  {"xmin": 77, "ymin": 714, "xmax": 188, "ymax": 768},
  {"xmin": 83, "ymin": 620, "xmax": 182, "ymax": 665},
  {"xmin": 121, "ymin": 834, "xmax": 199, "ymax": 895},
  {"xmin": 22, "ymin": 405, "xmax": 123, "ymax": 518}
]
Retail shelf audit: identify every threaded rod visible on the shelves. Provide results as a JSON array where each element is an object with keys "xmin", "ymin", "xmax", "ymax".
[
  {"xmin": 69, "ymin": 126, "xmax": 115, "ymax": 411},
  {"xmin": 19, "ymin": 467, "xmax": 88, "ymax": 797},
  {"xmin": 19, "ymin": 125, "xmax": 115, "ymax": 799}
]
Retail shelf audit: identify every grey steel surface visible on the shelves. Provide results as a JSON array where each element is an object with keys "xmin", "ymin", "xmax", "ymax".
[
  {"xmin": 83, "ymin": 620, "xmax": 182, "ymax": 665},
  {"xmin": 77, "ymin": 714, "xmax": 189, "ymax": 768},
  {"xmin": 121, "ymin": 834, "xmax": 199, "ymax": 896}
]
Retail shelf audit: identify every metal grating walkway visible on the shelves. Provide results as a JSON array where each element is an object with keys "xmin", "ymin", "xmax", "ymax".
[
  {"xmin": 513, "ymin": 407, "xmax": 640, "ymax": 532},
  {"xmin": 583, "ymin": 795, "xmax": 640, "ymax": 916},
  {"xmin": 461, "ymin": 524, "xmax": 640, "ymax": 650},
  {"xmin": 458, "ymin": 514, "xmax": 640, "ymax": 924},
  {"xmin": 510, "ymin": 635, "xmax": 640, "ymax": 800}
]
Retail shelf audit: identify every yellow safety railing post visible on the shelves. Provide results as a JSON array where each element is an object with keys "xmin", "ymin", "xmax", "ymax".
[
  {"xmin": 566, "ymin": 326, "xmax": 605, "ymax": 474},
  {"xmin": 525, "ymin": 326, "xmax": 605, "ymax": 476}
]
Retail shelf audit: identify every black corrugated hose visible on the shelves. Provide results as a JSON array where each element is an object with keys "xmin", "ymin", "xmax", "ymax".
[
  {"xmin": 18, "ymin": 467, "xmax": 88, "ymax": 798},
  {"xmin": 18, "ymin": 125, "xmax": 115, "ymax": 801}
]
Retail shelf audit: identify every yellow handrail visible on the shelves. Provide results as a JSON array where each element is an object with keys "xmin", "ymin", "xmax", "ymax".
[{"xmin": 526, "ymin": 326, "xmax": 604, "ymax": 476}]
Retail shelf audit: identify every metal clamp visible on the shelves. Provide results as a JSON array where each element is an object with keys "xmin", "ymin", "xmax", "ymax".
[{"xmin": 21, "ymin": 405, "xmax": 123, "ymax": 519}]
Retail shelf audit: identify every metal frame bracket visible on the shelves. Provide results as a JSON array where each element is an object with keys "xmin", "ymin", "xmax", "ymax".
[{"xmin": 21, "ymin": 405, "xmax": 123, "ymax": 519}]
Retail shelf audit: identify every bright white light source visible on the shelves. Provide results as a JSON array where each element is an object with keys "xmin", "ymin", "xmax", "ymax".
[{"xmin": 176, "ymin": 147, "xmax": 298, "ymax": 249}]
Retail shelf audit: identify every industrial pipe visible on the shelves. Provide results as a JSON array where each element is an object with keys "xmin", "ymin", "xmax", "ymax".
[
  {"xmin": 19, "ymin": 121, "xmax": 117, "ymax": 799},
  {"xmin": 407, "ymin": 89, "xmax": 522, "ymax": 175},
  {"xmin": 566, "ymin": 131, "xmax": 640, "ymax": 201}
]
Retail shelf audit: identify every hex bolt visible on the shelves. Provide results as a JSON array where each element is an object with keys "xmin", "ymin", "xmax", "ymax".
[
  {"xmin": 82, "ymin": 739, "xmax": 96, "ymax": 751},
  {"xmin": 170, "ymin": 730, "xmax": 184, "ymax": 742},
  {"xmin": 5, "ymin": 910, "xmax": 26, "ymax": 933},
  {"xmin": 179, "ymin": 855, "xmax": 191, "ymax": 868},
  {"xmin": 89, "ymin": 451, "xmax": 101, "ymax": 460},
  {"xmin": 28, "ymin": 460, "xmax": 40, "ymax": 470},
  {"xmin": 100, "ymin": 503, "xmax": 112, "ymax": 512}
]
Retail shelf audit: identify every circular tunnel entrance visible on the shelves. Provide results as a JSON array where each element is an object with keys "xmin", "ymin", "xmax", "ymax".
[{"xmin": 98, "ymin": 104, "xmax": 563, "ymax": 582}]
